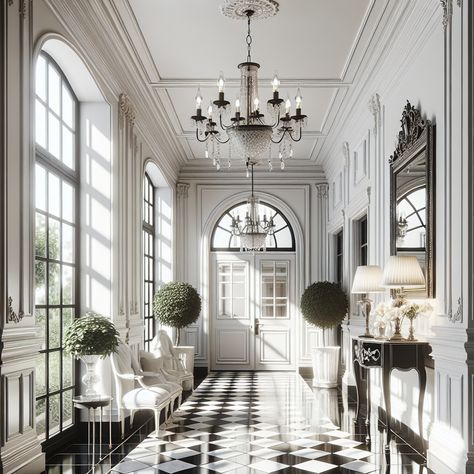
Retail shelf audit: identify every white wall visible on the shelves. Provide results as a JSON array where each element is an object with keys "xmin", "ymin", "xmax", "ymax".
[{"xmin": 322, "ymin": 1, "xmax": 471, "ymax": 472}]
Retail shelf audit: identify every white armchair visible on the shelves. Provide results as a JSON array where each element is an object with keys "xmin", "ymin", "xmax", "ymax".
[
  {"xmin": 110, "ymin": 339, "xmax": 182, "ymax": 438},
  {"xmin": 149, "ymin": 330, "xmax": 194, "ymax": 391}
]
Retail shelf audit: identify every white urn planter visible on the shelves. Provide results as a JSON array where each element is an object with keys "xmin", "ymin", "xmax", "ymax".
[{"xmin": 311, "ymin": 346, "xmax": 340, "ymax": 388}]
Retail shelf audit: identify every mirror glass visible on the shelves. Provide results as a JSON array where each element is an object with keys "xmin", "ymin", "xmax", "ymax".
[{"xmin": 390, "ymin": 101, "xmax": 434, "ymax": 297}]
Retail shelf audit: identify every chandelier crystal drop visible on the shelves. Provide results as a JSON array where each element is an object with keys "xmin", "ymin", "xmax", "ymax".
[
  {"xmin": 230, "ymin": 163, "xmax": 275, "ymax": 251},
  {"xmin": 191, "ymin": 3, "xmax": 307, "ymax": 172}
]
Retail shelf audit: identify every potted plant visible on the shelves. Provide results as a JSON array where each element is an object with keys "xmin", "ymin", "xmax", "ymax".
[
  {"xmin": 300, "ymin": 281, "xmax": 348, "ymax": 388},
  {"xmin": 153, "ymin": 282, "xmax": 202, "ymax": 346},
  {"xmin": 63, "ymin": 312, "xmax": 120, "ymax": 397}
]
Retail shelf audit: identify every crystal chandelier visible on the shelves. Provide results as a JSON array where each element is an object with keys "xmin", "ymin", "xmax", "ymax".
[
  {"xmin": 191, "ymin": 2, "xmax": 307, "ymax": 172},
  {"xmin": 231, "ymin": 163, "xmax": 275, "ymax": 251}
]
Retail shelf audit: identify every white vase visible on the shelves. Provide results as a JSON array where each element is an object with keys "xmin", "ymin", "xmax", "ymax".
[
  {"xmin": 311, "ymin": 346, "xmax": 340, "ymax": 388},
  {"xmin": 79, "ymin": 354, "xmax": 101, "ymax": 397}
]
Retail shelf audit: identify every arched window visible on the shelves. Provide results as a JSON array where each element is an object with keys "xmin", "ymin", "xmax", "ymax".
[
  {"xmin": 211, "ymin": 201, "xmax": 295, "ymax": 251},
  {"xmin": 143, "ymin": 172, "xmax": 156, "ymax": 350},
  {"xmin": 34, "ymin": 52, "xmax": 78, "ymax": 440},
  {"xmin": 396, "ymin": 187, "xmax": 426, "ymax": 249}
]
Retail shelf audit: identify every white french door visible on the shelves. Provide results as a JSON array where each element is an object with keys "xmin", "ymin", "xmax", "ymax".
[{"xmin": 211, "ymin": 253, "xmax": 295, "ymax": 370}]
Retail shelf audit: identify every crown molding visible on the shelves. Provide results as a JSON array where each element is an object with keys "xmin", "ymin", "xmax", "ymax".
[
  {"xmin": 151, "ymin": 78, "xmax": 351, "ymax": 89},
  {"xmin": 320, "ymin": 0, "xmax": 441, "ymax": 167},
  {"xmin": 44, "ymin": 0, "xmax": 185, "ymax": 183}
]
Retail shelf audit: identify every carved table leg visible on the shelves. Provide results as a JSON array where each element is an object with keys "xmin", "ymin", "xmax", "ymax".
[
  {"xmin": 382, "ymin": 364, "xmax": 392, "ymax": 452},
  {"xmin": 417, "ymin": 362, "xmax": 427, "ymax": 453},
  {"xmin": 353, "ymin": 348, "xmax": 363, "ymax": 422}
]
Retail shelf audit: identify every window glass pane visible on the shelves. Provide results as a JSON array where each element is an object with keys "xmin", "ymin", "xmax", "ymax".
[
  {"xmin": 262, "ymin": 276, "xmax": 273, "ymax": 298},
  {"xmin": 63, "ymin": 308, "xmax": 74, "ymax": 334},
  {"xmin": 213, "ymin": 228, "xmax": 232, "ymax": 248},
  {"xmin": 48, "ymin": 172, "xmax": 60, "ymax": 217},
  {"xmin": 62, "ymin": 85, "xmax": 74, "ymax": 129},
  {"xmin": 62, "ymin": 352, "xmax": 73, "ymax": 389},
  {"xmin": 35, "ymin": 164, "xmax": 47, "ymax": 211},
  {"xmin": 49, "ymin": 393, "xmax": 60, "ymax": 436},
  {"xmin": 262, "ymin": 305, "xmax": 273, "ymax": 317},
  {"xmin": 36, "ymin": 398, "xmax": 46, "ymax": 437},
  {"xmin": 63, "ymin": 390, "xmax": 73, "ymax": 428},
  {"xmin": 35, "ymin": 213, "xmax": 47, "ymax": 257},
  {"xmin": 49, "ymin": 352, "xmax": 61, "ymax": 392},
  {"xmin": 62, "ymin": 126, "xmax": 74, "ymax": 170},
  {"xmin": 35, "ymin": 100, "xmax": 47, "ymax": 149},
  {"xmin": 62, "ymin": 223, "xmax": 75, "ymax": 263},
  {"xmin": 48, "ymin": 112, "xmax": 61, "ymax": 159},
  {"xmin": 219, "ymin": 298, "xmax": 231, "ymax": 317},
  {"xmin": 35, "ymin": 353, "xmax": 46, "ymax": 397},
  {"xmin": 62, "ymin": 181, "xmax": 74, "ymax": 223},
  {"xmin": 48, "ymin": 64, "xmax": 61, "ymax": 115},
  {"xmin": 48, "ymin": 262, "xmax": 60, "ymax": 305},
  {"xmin": 62, "ymin": 265, "xmax": 75, "ymax": 305},
  {"xmin": 49, "ymin": 309, "xmax": 61, "ymax": 349},
  {"xmin": 36, "ymin": 308, "xmax": 47, "ymax": 351},
  {"xmin": 35, "ymin": 55, "xmax": 47, "ymax": 101},
  {"xmin": 276, "ymin": 304, "xmax": 287, "ymax": 318},
  {"xmin": 275, "ymin": 278, "xmax": 287, "ymax": 298},
  {"xmin": 233, "ymin": 298, "xmax": 245, "ymax": 318},
  {"xmin": 35, "ymin": 261, "xmax": 46, "ymax": 305},
  {"xmin": 48, "ymin": 218, "xmax": 60, "ymax": 260},
  {"xmin": 232, "ymin": 281, "xmax": 245, "ymax": 298}
]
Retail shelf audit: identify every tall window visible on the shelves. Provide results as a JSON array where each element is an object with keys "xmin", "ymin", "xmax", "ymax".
[
  {"xmin": 143, "ymin": 173, "xmax": 155, "ymax": 350},
  {"xmin": 359, "ymin": 215, "xmax": 368, "ymax": 265},
  {"xmin": 335, "ymin": 230, "xmax": 343, "ymax": 285},
  {"xmin": 34, "ymin": 52, "xmax": 78, "ymax": 440}
]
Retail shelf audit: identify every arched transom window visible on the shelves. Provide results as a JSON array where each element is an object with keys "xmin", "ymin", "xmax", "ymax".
[{"xmin": 211, "ymin": 201, "xmax": 295, "ymax": 251}]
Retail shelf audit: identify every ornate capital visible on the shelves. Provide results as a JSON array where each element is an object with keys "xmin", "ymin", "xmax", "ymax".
[
  {"xmin": 119, "ymin": 93, "xmax": 136, "ymax": 125},
  {"xmin": 448, "ymin": 297, "xmax": 462, "ymax": 323},
  {"xmin": 8, "ymin": 296, "xmax": 24, "ymax": 324},
  {"xmin": 315, "ymin": 183, "xmax": 329, "ymax": 199},
  {"xmin": 368, "ymin": 93, "xmax": 381, "ymax": 133},
  {"xmin": 177, "ymin": 182, "xmax": 190, "ymax": 199},
  {"xmin": 440, "ymin": 0, "xmax": 452, "ymax": 30}
]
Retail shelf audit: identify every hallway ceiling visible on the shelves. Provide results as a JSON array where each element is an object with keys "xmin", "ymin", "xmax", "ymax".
[{"xmin": 115, "ymin": 0, "xmax": 375, "ymax": 165}]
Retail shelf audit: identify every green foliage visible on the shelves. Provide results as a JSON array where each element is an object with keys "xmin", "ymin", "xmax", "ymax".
[
  {"xmin": 63, "ymin": 313, "xmax": 119, "ymax": 357},
  {"xmin": 300, "ymin": 281, "xmax": 348, "ymax": 329},
  {"xmin": 153, "ymin": 282, "xmax": 202, "ymax": 329}
]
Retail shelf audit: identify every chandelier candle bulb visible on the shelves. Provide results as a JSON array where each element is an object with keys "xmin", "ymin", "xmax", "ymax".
[
  {"xmin": 272, "ymin": 73, "xmax": 280, "ymax": 92},
  {"xmin": 218, "ymin": 71, "xmax": 225, "ymax": 93}
]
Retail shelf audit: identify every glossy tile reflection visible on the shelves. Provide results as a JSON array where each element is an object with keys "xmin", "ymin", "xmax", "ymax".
[{"xmin": 108, "ymin": 372, "xmax": 429, "ymax": 473}]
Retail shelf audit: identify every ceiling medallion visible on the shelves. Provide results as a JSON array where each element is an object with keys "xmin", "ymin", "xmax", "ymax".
[
  {"xmin": 220, "ymin": 0, "xmax": 279, "ymax": 20},
  {"xmin": 191, "ymin": 3, "xmax": 307, "ymax": 173}
]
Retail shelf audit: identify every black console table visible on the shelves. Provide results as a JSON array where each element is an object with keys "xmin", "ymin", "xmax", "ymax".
[{"xmin": 352, "ymin": 336, "xmax": 430, "ymax": 452}]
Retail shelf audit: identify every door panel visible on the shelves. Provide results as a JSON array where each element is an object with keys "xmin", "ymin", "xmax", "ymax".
[
  {"xmin": 211, "ymin": 254, "xmax": 294, "ymax": 370},
  {"xmin": 255, "ymin": 256, "xmax": 294, "ymax": 370},
  {"xmin": 212, "ymin": 258, "xmax": 253, "ymax": 370}
]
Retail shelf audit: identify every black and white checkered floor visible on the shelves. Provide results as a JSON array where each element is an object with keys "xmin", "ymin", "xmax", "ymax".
[{"xmin": 111, "ymin": 372, "xmax": 428, "ymax": 473}]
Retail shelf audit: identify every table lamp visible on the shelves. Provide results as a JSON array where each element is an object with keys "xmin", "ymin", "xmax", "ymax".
[
  {"xmin": 382, "ymin": 255, "xmax": 425, "ymax": 340},
  {"xmin": 351, "ymin": 265, "xmax": 385, "ymax": 338}
]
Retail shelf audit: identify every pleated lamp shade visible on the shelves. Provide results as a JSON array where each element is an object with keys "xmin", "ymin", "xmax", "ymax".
[
  {"xmin": 382, "ymin": 256, "xmax": 425, "ymax": 288},
  {"xmin": 351, "ymin": 265, "xmax": 385, "ymax": 294}
]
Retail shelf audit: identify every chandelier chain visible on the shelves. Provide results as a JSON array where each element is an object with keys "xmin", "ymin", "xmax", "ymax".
[{"xmin": 246, "ymin": 12, "xmax": 252, "ymax": 62}]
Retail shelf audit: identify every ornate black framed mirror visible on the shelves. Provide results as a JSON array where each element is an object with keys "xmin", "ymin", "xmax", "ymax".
[{"xmin": 390, "ymin": 101, "xmax": 435, "ymax": 297}]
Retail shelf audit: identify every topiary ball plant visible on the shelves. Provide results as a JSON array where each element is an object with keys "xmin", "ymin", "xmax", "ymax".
[
  {"xmin": 63, "ymin": 312, "xmax": 120, "ymax": 358},
  {"xmin": 300, "ymin": 281, "xmax": 348, "ymax": 335},
  {"xmin": 153, "ymin": 282, "xmax": 202, "ymax": 345}
]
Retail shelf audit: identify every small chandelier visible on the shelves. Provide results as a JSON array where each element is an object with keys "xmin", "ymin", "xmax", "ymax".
[
  {"xmin": 231, "ymin": 162, "xmax": 275, "ymax": 251},
  {"xmin": 191, "ymin": 2, "xmax": 307, "ymax": 172}
]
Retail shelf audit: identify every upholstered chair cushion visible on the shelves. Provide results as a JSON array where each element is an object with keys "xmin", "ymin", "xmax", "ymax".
[
  {"xmin": 140, "ymin": 351, "xmax": 164, "ymax": 372},
  {"xmin": 122, "ymin": 386, "xmax": 170, "ymax": 409}
]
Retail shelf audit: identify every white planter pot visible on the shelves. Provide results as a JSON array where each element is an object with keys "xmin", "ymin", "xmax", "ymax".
[{"xmin": 311, "ymin": 346, "xmax": 340, "ymax": 388}]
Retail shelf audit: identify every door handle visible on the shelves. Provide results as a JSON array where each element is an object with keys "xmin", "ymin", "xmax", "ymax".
[{"xmin": 255, "ymin": 319, "xmax": 262, "ymax": 335}]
